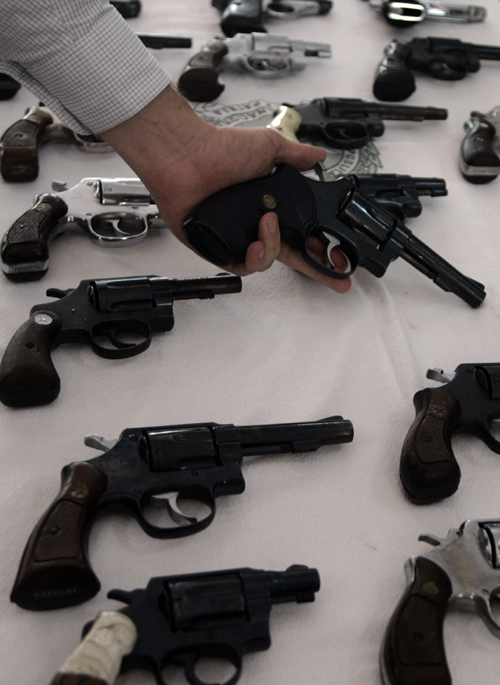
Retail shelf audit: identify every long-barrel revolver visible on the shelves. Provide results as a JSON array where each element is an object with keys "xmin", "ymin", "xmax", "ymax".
[
  {"xmin": 11, "ymin": 417, "xmax": 350, "ymax": 609},
  {"xmin": 373, "ymin": 37, "xmax": 500, "ymax": 102},
  {"xmin": 212, "ymin": 0, "xmax": 332, "ymax": 37},
  {"xmin": 381, "ymin": 519, "xmax": 500, "ymax": 685},
  {"xmin": 400, "ymin": 364, "xmax": 500, "ymax": 503},
  {"xmin": 177, "ymin": 32, "xmax": 331, "ymax": 102},
  {"xmin": 266, "ymin": 97, "xmax": 447, "ymax": 149},
  {"xmin": 1, "ymin": 177, "xmax": 164, "ymax": 281},
  {"xmin": 0, "ymin": 273, "xmax": 241, "ymax": 407},
  {"xmin": 460, "ymin": 106, "xmax": 500, "ymax": 184},
  {"xmin": 183, "ymin": 164, "xmax": 485, "ymax": 307},
  {"xmin": 48, "ymin": 565, "xmax": 320, "ymax": 685}
]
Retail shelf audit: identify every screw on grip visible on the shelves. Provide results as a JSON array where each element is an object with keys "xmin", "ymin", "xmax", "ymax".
[{"xmin": 380, "ymin": 556, "xmax": 453, "ymax": 685}]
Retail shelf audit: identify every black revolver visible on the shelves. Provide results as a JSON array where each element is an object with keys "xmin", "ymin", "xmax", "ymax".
[
  {"xmin": 213, "ymin": 0, "xmax": 332, "ymax": 37},
  {"xmin": 0, "ymin": 73, "xmax": 21, "ymax": 100},
  {"xmin": 266, "ymin": 97, "xmax": 448, "ymax": 149},
  {"xmin": 183, "ymin": 164, "xmax": 485, "ymax": 307},
  {"xmin": 373, "ymin": 37, "xmax": 500, "ymax": 102},
  {"xmin": 110, "ymin": 0, "xmax": 141, "ymax": 18},
  {"xmin": 345, "ymin": 173, "xmax": 447, "ymax": 220},
  {"xmin": 48, "ymin": 565, "xmax": 320, "ymax": 685},
  {"xmin": 10, "ymin": 416, "xmax": 350, "ymax": 609},
  {"xmin": 0, "ymin": 273, "xmax": 241, "ymax": 408},
  {"xmin": 381, "ymin": 519, "xmax": 500, "ymax": 685},
  {"xmin": 460, "ymin": 106, "xmax": 500, "ymax": 184},
  {"xmin": 400, "ymin": 364, "xmax": 500, "ymax": 503}
]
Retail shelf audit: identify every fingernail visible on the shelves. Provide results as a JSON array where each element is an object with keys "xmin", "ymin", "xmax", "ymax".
[
  {"xmin": 266, "ymin": 214, "xmax": 278, "ymax": 234},
  {"xmin": 259, "ymin": 249, "xmax": 265, "ymax": 259}
]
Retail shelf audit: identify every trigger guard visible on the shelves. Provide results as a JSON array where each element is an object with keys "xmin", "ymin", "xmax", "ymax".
[
  {"xmin": 427, "ymin": 58, "xmax": 468, "ymax": 81},
  {"xmin": 241, "ymin": 57, "xmax": 292, "ymax": 78},
  {"xmin": 89, "ymin": 212, "xmax": 148, "ymax": 245},
  {"xmin": 183, "ymin": 648, "xmax": 243, "ymax": 685},
  {"xmin": 90, "ymin": 320, "xmax": 151, "ymax": 359},
  {"xmin": 323, "ymin": 122, "xmax": 369, "ymax": 149},
  {"xmin": 300, "ymin": 226, "xmax": 357, "ymax": 278}
]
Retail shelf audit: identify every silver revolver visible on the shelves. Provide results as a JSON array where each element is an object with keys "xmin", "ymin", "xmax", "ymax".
[
  {"xmin": 1, "ymin": 178, "xmax": 164, "ymax": 281},
  {"xmin": 381, "ymin": 519, "xmax": 500, "ymax": 685},
  {"xmin": 367, "ymin": 0, "xmax": 486, "ymax": 27},
  {"xmin": 460, "ymin": 106, "xmax": 500, "ymax": 183},
  {"xmin": 177, "ymin": 32, "xmax": 331, "ymax": 102}
]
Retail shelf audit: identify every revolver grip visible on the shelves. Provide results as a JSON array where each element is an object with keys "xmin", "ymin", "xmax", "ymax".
[
  {"xmin": 0, "ymin": 311, "xmax": 62, "ymax": 407},
  {"xmin": 11, "ymin": 462, "xmax": 108, "ymax": 611},
  {"xmin": 381, "ymin": 557, "xmax": 452, "ymax": 685},
  {"xmin": 183, "ymin": 165, "xmax": 314, "ymax": 266},
  {"xmin": 177, "ymin": 42, "xmax": 228, "ymax": 102},
  {"xmin": 460, "ymin": 118, "xmax": 500, "ymax": 184},
  {"xmin": 373, "ymin": 43, "xmax": 416, "ymax": 102},
  {"xmin": 220, "ymin": 0, "xmax": 265, "ymax": 36},
  {"xmin": 1, "ymin": 193, "xmax": 68, "ymax": 281},
  {"xmin": 400, "ymin": 387, "xmax": 461, "ymax": 504},
  {"xmin": 0, "ymin": 107, "xmax": 54, "ymax": 182}
]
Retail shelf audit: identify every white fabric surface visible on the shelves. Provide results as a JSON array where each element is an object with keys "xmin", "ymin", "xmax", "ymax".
[{"xmin": 1, "ymin": 0, "xmax": 500, "ymax": 683}]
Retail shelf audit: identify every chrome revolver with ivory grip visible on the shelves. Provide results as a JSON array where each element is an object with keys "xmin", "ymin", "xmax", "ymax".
[
  {"xmin": 10, "ymin": 417, "xmax": 350, "ymax": 609},
  {"xmin": 183, "ymin": 164, "xmax": 486, "ymax": 307},
  {"xmin": 212, "ymin": 0, "xmax": 332, "ymax": 36},
  {"xmin": 366, "ymin": 0, "xmax": 486, "ymax": 28},
  {"xmin": 266, "ymin": 97, "xmax": 447, "ymax": 149},
  {"xmin": 1, "ymin": 177, "xmax": 165, "ymax": 281},
  {"xmin": 460, "ymin": 106, "xmax": 500, "ymax": 183},
  {"xmin": 400, "ymin": 364, "xmax": 500, "ymax": 503},
  {"xmin": 177, "ymin": 32, "xmax": 331, "ymax": 102},
  {"xmin": 381, "ymin": 519, "xmax": 500, "ymax": 685},
  {"xmin": 0, "ymin": 106, "xmax": 112, "ymax": 183},
  {"xmin": 48, "ymin": 565, "xmax": 320, "ymax": 685}
]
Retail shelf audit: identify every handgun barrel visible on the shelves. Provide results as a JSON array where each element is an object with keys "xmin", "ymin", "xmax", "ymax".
[
  {"xmin": 157, "ymin": 274, "xmax": 242, "ymax": 300},
  {"xmin": 410, "ymin": 177, "xmax": 448, "ymax": 196},
  {"xmin": 401, "ymin": 234, "xmax": 486, "ymax": 307},
  {"xmin": 267, "ymin": 566, "xmax": 320, "ymax": 603},
  {"xmin": 137, "ymin": 34, "xmax": 192, "ymax": 49},
  {"xmin": 373, "ymin": 103, "xmax": 448, "ymax": 121},
  {"xmin": 236, "ymin": 416, "xmax": 353, "ymax": 456},
  {"xmin": 473, "ymin": 44, "xmax": 500, "ymax": 61}
]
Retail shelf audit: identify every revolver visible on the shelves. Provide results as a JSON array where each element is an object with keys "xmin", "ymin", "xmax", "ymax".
[
  {"xmin": 366, "ymin": 0, "xmax": 486, "ymax": 28},
  {"xmin": 460, "ymin": 106, "xmax": 500, "ymax": 184},
  {"xmin": 48, "ymin": 565, "xmax": 320, "ymax": 685},
  {"xmin": 0, "ymin": 73, "xmax": 21, "ymax": 100},
  {"xmin": 381, "ymin": 519, "xmax": 500, "ymax": 685},
  {"xmin": 0, "ymin": 106, "xmax": 112, "ymax": 183},
  {"xmin": 266, "ymin": 97, "xmax": 448, "ymax": 149},
  {"xmin": 1, "ymin": 177, "xmax": 165, "ymax": 281},
  {"xmin": 0, "ymin": 273, "xmax": 241, "ymax": 407},
  {"xmin": 400, "ymin": 364, "xmax": 500, "ymax": 504},
  {"xmin": 373, "ymin": 37, "xmax": 500, "ymax": 102},
  {"xmin": 183, "ymin": 164, "xmax": 485, "ymax": 307},
  {"xmin": 212, "ymin": 0, "xmax": 332, "ymax": 37},
  {"xmin": 177, "ymin": 32, "xmax": 331, "ymax": 102},
  {"xmin": 10, "ymin": 416, "xmax": 350, "ymax": 609}
]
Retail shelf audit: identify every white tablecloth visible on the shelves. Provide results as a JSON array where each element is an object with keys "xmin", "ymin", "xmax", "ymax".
[{"xmin": 1, "ymin": 1, "xmax": 500, "ymax": 683}]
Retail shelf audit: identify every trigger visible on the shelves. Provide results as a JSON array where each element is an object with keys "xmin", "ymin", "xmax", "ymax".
[
  {"xmin": 322, "ymin": 231, "xmax": 342, "ymax": 269},
  {"xmin": 151, "ymin": 492, "xmax": 197, "ymax": 526},
  {"xmin": 107, "ymin": 326, "xmax": 136, "ymax": 350}
]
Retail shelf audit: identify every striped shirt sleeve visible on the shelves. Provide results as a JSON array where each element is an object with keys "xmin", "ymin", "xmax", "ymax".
[{"xmin": 0, "ymin": 0, "xmax": 171, "ymax": 134}]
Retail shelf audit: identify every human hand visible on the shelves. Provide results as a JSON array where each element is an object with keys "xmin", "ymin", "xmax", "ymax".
[{"xmin": 101, "ymin": 86, "xmax": 350, "ymax": 293}]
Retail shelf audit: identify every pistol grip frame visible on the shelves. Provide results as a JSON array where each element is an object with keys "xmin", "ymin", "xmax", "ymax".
[
  {"xmin": 11, "ymin": 462, "xmax": 108, "ymax": 610},
  {"xmin": 400, "ymin": 387, "xmax": 462, "ymax": 504},
  {"xmin": 381, "ymin": 556, "xmax": 452, "ymax": 685}
]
